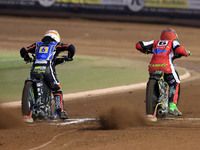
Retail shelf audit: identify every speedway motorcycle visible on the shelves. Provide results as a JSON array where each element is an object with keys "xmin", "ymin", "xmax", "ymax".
[
  {"xmin": 21, "ymin": 54, "xmax": 68, "ymax": 122},
  {"xmin": 146, "ymin": 54, "xmax": 182, "ymax": 121}
]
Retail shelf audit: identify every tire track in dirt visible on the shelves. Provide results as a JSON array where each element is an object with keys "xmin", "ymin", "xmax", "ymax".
[{"xmin": 29, "ymin": 129, "xmax": 78, "ymax": 150}]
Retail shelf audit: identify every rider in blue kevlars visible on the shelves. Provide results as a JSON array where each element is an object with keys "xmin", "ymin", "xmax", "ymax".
[{"xmin": 20, "ymin": 30, "xmax": 75, "ymax": 119}]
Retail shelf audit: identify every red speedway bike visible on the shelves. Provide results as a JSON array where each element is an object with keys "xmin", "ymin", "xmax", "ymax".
[{"xmin": 145, "ymin": 54, "xmax": 182, "ymax": 122}]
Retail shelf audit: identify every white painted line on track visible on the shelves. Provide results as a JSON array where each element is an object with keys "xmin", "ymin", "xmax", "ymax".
[
  {"xmin": 50, "ymin": 118, "xmax": 97, "ymax": 126},
  {"xmin": 63, "ymin": 82, "xmax": 147, "ymax": 100},
  {"xmin": 63, "ymin": 69, "xmax": 191, "ymax": 101},
  {"xmin": 1, "ymin": 101, "xmax": 21, "ymax": 108},
  {"xmin": 162, "ymin": 118, "xmax": 200, "ymax": 121},
  {"xmin": 0, "ymin": 68, "xmax": 191, "ymax": 108}
]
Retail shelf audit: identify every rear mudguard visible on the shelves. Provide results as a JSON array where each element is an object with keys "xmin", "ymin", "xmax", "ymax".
[
  {"xmin": 149, "ymin": 70, "xmax": 164, "ymax": 80},
  {"xmin": 25, "ymin": 77, "xmax": 37, "ymax": 83},
  {"xmin": 24, "ymin": 77, "xmax": 38, "ymax": 100}
]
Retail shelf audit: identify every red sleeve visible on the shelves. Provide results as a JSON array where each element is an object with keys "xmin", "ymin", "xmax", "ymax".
[
  {"xmin": 135, "ymin": 40, "xmax": 154, "ymax": 53},
  {"xmin": 135, "ymin": 42, "xmax": 146, "ymax": 53},
  {"xmin": 136, "ymin": 42, "xmax": 143, "ymax": 51},
  {"xmin": 174, "ymin": 46, "xmax": 190, "ymax": 56}
]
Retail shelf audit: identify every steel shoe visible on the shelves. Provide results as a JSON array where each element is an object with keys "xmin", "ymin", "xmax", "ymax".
[{"xmin": 146, "ymin": 114, "xmax": 158, "ymax": 122}]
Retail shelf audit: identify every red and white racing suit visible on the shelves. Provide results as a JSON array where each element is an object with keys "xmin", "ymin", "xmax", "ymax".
[{"xmin": 136, "ymin": 40, "xmax": 190, "ymax": 104}]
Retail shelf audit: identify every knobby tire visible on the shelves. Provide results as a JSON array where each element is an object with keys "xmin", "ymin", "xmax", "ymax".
[
  {"xmin": 22, "ymin": 81, "xmax": 34, "ymax": 116},
  {"xmin": 146, "ymin": 79, "xmax": 159, "ymax": 115}
]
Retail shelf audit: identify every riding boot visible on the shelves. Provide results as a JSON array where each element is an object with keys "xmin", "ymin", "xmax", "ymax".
[
  {"xmin": 168, "ymin": 102, "xmax": 182, "ymax": 116},
  {"xmin": 56, "ymin": 108, "xmax": 69, "ymax": 120},
  {"xmin": 54, "ymin": 94, "xmax": 69, "ymax": 119}
]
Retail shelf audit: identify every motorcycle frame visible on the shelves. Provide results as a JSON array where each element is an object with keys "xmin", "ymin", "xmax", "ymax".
[{"xmin": 24, "ymin": 75, "xmax": 53, "ymax": 119}]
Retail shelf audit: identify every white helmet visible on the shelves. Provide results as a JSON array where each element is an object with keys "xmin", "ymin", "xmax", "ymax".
[{"xmin": 44, "ymin": 30, "xmax": 60, "ymax": 42}]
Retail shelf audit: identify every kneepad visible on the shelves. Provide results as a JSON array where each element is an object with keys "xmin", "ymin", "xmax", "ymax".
[
  {"xmin": 50, "ymin": 82, "xmax": 61, "ymax": 92},
  {"xmin": 164, "ymin": 74, "xmax": 176, "ymax": 85}
]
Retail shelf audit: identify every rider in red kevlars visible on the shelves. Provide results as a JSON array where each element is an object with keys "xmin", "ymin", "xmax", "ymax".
[
  {"xmin": 20, "ymin": 30, "xmax": 75, "ymax": 120},
  {"xmin": 136, "ymin": 28, "xmax": 191, "ymax": 116}
]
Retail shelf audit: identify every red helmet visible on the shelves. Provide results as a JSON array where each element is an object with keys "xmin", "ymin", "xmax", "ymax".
[{"xmin": 160, "ymin": 28, "xmax": 179, "ymax": 41}]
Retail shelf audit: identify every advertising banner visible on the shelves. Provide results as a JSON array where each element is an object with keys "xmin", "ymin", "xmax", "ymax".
[
  {"xmin": 188, "ymin": 0, "xmax": 200, "ymax": 9},
  {"xmin": 0, "ymin": 0, "xmax": 35, "ymax": 5},
  {"xmin": 145, "ymin": 0, "xmax": 188, "ymax": 9},
  {"xmin": 56, "ymin": 0, "xmax": 100, "ymax": 5},
  {"xmin": 0, "ymin": 0, "xmax": 200, "ymax": 18},
  {"xmin": 101, "ymin": 0, "xmax": 124, "ymax": 5}
]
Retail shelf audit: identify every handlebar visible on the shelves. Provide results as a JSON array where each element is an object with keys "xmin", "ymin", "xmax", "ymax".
[
  {"xmin": 25, "ymin": 54, "xmax": 73, "ymax": 64},
  {"xmin": 26, "ymin": 54, "xmax": 35, "ymax": 63},
  {"xmin": 61, "ymin": 55, "xmax": 73, "ymax": 61},
  {"xmin": 144, "ymin": 49, "xmax": 152, "ymax": 54},
  {"xmin": 172, "ymin": 53, "xmax": 183, "ymax": 61}
]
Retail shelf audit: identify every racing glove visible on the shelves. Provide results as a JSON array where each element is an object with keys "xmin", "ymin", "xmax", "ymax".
[
  {"xmin": 62, "ymin": 56, "xmax": 73, "ymax": 61},
  {"xmin": 24, "ymin": 54, "xmax": 32, "ymax": 63}
]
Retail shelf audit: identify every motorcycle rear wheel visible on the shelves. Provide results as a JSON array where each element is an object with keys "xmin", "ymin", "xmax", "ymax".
[
  {"xmin": 146, "ymin": 79, "xmax": 159, "ymax": 115},
  {"xmin": 21, "ymin": 81, "xmax": 35, "ymax": 117}
]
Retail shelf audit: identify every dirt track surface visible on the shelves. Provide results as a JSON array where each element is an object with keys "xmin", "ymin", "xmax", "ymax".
[{"xmin": 1, "ymin": 16, "xmax": 200, "ymax": 150}]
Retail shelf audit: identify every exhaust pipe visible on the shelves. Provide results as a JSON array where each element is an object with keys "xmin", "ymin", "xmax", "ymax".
[{"xmin": 157, "ymin": 108, "xmax": 168, "ymax": 116}]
